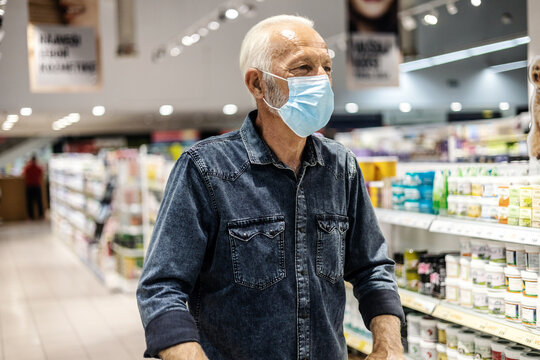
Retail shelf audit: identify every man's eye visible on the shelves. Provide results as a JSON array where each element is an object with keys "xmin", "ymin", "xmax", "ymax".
[
  {"xmin": 296, "ymin": 65, "xmax": 311, "ymax": 71},
  {"xmin": 324, "ymin": 66, "xmax": 332, "ymax": 72}
]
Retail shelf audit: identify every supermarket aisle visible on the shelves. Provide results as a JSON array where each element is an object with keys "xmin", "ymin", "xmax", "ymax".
[{"xmin": 0, "ymin": 221, "xmax": 146, "ymax": 360}]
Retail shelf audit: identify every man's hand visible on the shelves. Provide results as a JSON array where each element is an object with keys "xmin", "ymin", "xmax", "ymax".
[
  {"xmin": 367, "ymin": 315, "xmax": 404, "ymax": 360},
  {"xmin": 158, "ymin": 342, "xmax": 209, "ymax": 360}
]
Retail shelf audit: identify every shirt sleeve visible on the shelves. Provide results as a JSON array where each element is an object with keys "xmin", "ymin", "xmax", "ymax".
[
  {"xmin": 343, "ymin": 153, "xmax": 405, "ymax": 330},
  {"xmin": 136, "ymin": 152, "xmax": 218, "ymax": 358}
]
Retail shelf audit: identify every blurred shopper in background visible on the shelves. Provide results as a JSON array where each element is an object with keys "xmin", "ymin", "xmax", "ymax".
[{"xmin": 23, "ymin": 155, "xmax": 44, "ymax": 220}]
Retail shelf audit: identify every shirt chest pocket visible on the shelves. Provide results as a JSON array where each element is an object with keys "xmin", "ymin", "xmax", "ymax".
[
  {"xmin": 316, "ymin": 214, "xmax": 349, "ymax": 284},
  {"xmin": 228, "ymin": 216, "xmax": 286, "ymax": 290}
]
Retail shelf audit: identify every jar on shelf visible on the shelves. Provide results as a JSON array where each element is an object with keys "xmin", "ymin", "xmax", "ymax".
[
  {"xmin": 459, "ymin": 281, "xmax": 473, "ymax": 308},
  {"xmin": 504, "ymin": 345, "xmax": 529, "ymax": 360},
  {"xmin": 487, "ymin": 289, "xmax": 505, "ymax": 317},
  {"xmin": 504, "ymin": 292, "xmax": 522, "ymax": 323},
  {"xmin": 486, "ymin": 263, "xmax": 505, "ymax": 290},
  {"xmin": 471, "ymin": 259, "xmax": 487, "ymax": 285},
  {"xmin": 446, "ymin": 254, "xmax": 460, "ymax": 278},
  {"xmin": 460, "ymin": 238, "xmax": 472, "ymax": 258},
  {"xmin": 521, "ymin": 295, "xmax": 537, "ymax": 328},
  {"xmin": 472, "ymin": 286, "xmax": 488, "ymax": 312},
  {"xmin": 490, "ymin": 339, "xmax": 513, "ymax": 360},
  {"xmin": 525, "ymin": 245, "xmax": 540, "ymax": 272},
  {"xmin": 522, "ymin": 270, "xmax": 538, "ymax": 298},
  {"xmin": 437, "ymin": 321, "xmax": 450, "ymax": 345},
  {"xmin": 487, "ymin": 241, "xmax": 506, "ymax": 264},
  {"xmin": 506, "ymin": 243, "xmax": 526, "ymax": 269},
  {"xmin": 471, "ymin": 240, "xmax": 487, "ymax": 260},
  {"xmin": 505, "ymin": 266, "xmax": 523, "ymax": 293},
  {"xmin": 520, "ymin": 352, "xmax": 540, "ymax": 360},
  {"xmin": 420, "ymin": 316, "xmax": 438, "ymax": 342},
  {"xmin": 474, "ymin": 334, "xmax": 494, "ymax": 360},
  {"xmin": 446, "ymin": 277, "xmax": 459, "ymax": 303},
  {"xmin": 480, "ymin": 197, "xmax": 499, "ymax": 222},
  {"xmin": 457, "ymin": 329, "xmax": 476, "ymax": 356},
  {"xmin": 408, "ymin": 336, "xmax": 421, "ymax": 359},
  {"xmin": 437, "ymin": 343, "xmax": 447, "ymax": 360},
  {"xmin": 421, "ymin": 340, "xmax": 438, "ymax": 360},
  {"xmin": 460, "ymin": 257, "xmax": 471, "ymax": 281},
  {"xmin": 447, "ymin": 348, "xmax": 458, "ymax": 360},
  {"xmin": 446, "ymin": 324, "xmax": 463, "ymax": 350}
]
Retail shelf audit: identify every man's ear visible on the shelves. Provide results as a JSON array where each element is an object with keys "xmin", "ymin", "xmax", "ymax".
[{"xmin": 245, "ymin": 68, "xmax": 264, "ymax": 100}]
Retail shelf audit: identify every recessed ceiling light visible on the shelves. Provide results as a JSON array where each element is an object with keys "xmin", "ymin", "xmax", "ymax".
[
  {"xmin": 225, "ymin": 8, "xmax": 239, "ymax": 20},
  {"xmin": 401, "ymin": 15, "xmax": 417, "ymax": 31},
  {"xmin": 471, "ymin": 0, "xmax": 481, "ymax": 7},
  {"xmin": 446, "ymin": 2, "xmax": 458, "ymax": 15},
  {"xmin": 190, "ymin": 33, "xmax": 200, "ymax": 44},
  {"xmin": 20, "ymin": 107, "xmax": 32, "ymax": 116},
  {"xmin": 423, "ymin": 12, "xmax": 438, "ymax": 25},
  {"xmin": 450, "ymin": 102, "xmax": 462, "ymax": 112},
  {"xmin": 208, "ymin": 21, "xmax": 220, "ymax": 31},
  {"xmin": 222, "ymin": 104, "xmax": 238, "ymax": 115},
  {"xmin": 169, "ymin": 46, "xmax": 182, "ymax": 57},
  {"xmin": 68, "ymin": 113, "xmax": 80, "ymax": 123},
  {"xmin": 399, "ymin": 102, "xmax": 412, "ymax": 113},
  {"xmin": 345, "ymin": 103, "xmax": 359, "ymax": 113},
  {"xmin": 182, "ymin": 36, "xmax": 193, "ymax": 47},
  {"xmin": 6, "ymin": 114, "xmax": 19, "ymax": 123},
  {"xmin": 198, "ymin": 27, "xmax": 209, "ymax": 37},
  {"xmin": 499, "ymin": 102, "xmax": 510, "ymax": 111},
  {"xmin": 92, "ymin": 106, "xmax": 105, "ymax": 116},
  {"xmin": 160, "ymin": 105, "xmax": 174, "ymax": 116}
]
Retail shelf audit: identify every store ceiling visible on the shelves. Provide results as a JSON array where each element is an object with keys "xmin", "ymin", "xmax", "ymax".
[{"xmin": 0, "ymin": 0, "xmax": 529, "ymax": 137}]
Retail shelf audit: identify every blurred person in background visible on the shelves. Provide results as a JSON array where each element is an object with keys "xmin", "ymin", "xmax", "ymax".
[
  {"xmin": 348, "ymin": 0, "xmax": 398, "ymax": 33},
  {"xmin": 23, "ymin": 155, "xmax": 44, "ymax": 220}
]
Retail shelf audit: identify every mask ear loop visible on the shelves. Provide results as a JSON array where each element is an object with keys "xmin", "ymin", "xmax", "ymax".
[{"xmin": 257, "ymin": 69, "xmax": 287, "ymax": 110}]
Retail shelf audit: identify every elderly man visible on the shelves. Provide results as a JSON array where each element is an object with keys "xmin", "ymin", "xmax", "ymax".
[{"xmin": 137, "ymin": 15, "xmax": 404, "ymax": 360}]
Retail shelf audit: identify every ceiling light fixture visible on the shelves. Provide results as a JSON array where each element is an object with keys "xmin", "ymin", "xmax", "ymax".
[
  {"xmin": 208, "ymin": 21, "xmax": 220, "ymax": 31},
  {"xmin": 225, "ymin": 8, "xmax": 239, "ymax": 20},
  {"xmin": 489, "ymin": 60, "xmax": 528, "ymax": 73},
  {"xmin": 400, "ymin": 35, "xmax": 530, "ymax": 72},
  {"xmin": 345, "ymin": 103, "xmax": 359, "ymax": 113},
  {"xmin": 181, "ymin": 35, "xmax": 193, "ymax": 47},
  {"xmin": 423, "ymin": 10, "xmax": 438, "ymax": 26},
  {"xmin": 238, "ymin": 4, "xmax": 250, "ymax": 14},
  {"xmin": 6, "ymin": 114, "xmax": 18, "ymax": 123},
  {"xmin": 222, "ymin": 104, "xmax": 238, "ymax": 115},
  {"xmin": 190, "ymin": 33, "xmax": 201, "ymax": 44},
  {"xmin": 169, "ymin": 46, "xmax": 182, "ymax": 57},
  {"xmin": 328, "ymin": 49, "xmax": 336, "ymax": 59},
  {"xmin": 450, "ymin": 102, "xmax": 462, "ymax": 112},
  {"xmin": 92, "ymin": 106, "xmax": 105, "ymax": 116},
  {"xmin": 68, "ymin": 113, "xmax": 80, "ymax": 123},
  {"xmin": 399, "ymin": 102, "xmax": 412, "ymax": 113},
  {"xmin": 499, "ymin": 102, "xmax": 510, "ymax": 111},
  {"xmin": 401, "ymin": 15, "xmax": 417, "ymax": 31},
  {"xmin": 471, "ymin": 0, "xmax": 481, "ymax": 7},
  {"xmin": 446, "ymin": 1, "xmax": 458, "ymax": 15},
  {"xmin": 198, "ymin": 27, "xmax": 209, "ymax": 37},
  {"xmin": 159, "ymin": 105, "xmax": 174, "ymax": 116},
  {"xmin": 20, "ymin": 107, "xmax": 32, "ymax": 116}
]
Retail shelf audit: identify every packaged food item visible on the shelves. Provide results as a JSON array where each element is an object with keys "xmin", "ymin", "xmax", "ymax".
[
  {"xmin": 460, "ymin": 281, "xmax": 473, "ymax": 308},
  {"xmin": 457, "ymin": 198, "xmax": 468, "ymax": 217},
  {"xmin": 506, "ymin": 243, "xmax": 526, "ymax": 269},
  {"xmin": 458, "ymin": 177, "xmax": 472, "ymax": 196},
  {"xmin": 505, "ymin": 266, "xmax": 523, "ymax": 293},
  {"xmin": 521, "ymin": 186, "xmax": 533, "ymax": 208},
  {"xmin": 525, "ymin": 245, "xmax": 540, "ymax": 272},
  {"xmin": 471, "ymin": 240, "xmax": 487, "ymax": 260},
  {"xmin": 520, "ymin": 207, "xmax": 532, "ymax": 227},
  {"xmin": 483, "ymin": 177, "xmax": 498, "ymax": 198},
  {"xmin": 498, "ymin": 206, "xmax": 509, "ymax": 224},
  {"xmin": 471, "ymin": 260, "xmax": 487, "ymax": 285},
  {"xmin": 521, "ymin": 295, "xmax": 537, "ymax": 328},
  {"xmin": 437, "ymin": 321, "xmax": 450, "ymax": 345},
  {"xmin": 481, "ymin": 197, "xmax": 499, "ymax": 221},
  {"xmin": 394, "ymin": 252, "xmax": 405, "ymax": 288},
  {"xmin": 487, "ymin": 289, "xmax": 506, "ymax": 316},
  {"xmin": 420, "ymin": 316, "xmax": 438, "ymax": 342},
  {"xmin": 460, "ymin": 257, "xmax": 471, "ymax": 281},
  {"xmin": 486, "ymin": 263, "xmax": 505, "ymax": 289},
  {"xmin": 432, "ymin": 254, "xmax": 447, "ymax": 299},
  {"xmin": 533, "ymin": 221, "xmax": 540, "ymax": 229},
  {"xmin": 505, "ymin": 346, "xmax": 529, "ymax": 360},
  {"xmin": 457, "ymin": 329, "xmax": 476, "ymax": 356},
  {"xmin": 472, "ymin": 286, "xmax": 488, "ymax": 312},
  {"xmin": 510, "ymin": 184, "xmax": 521, "ymax": 207},
  {"xmin": 408, "ymin": 336, "xmax": 421, "ymax": 359},
  {"xmin": 446, "ymin": 254, "xmax": 460, "ymax": 278},
  {"xmin": 461, "ymin": 238, "xmax": 472, "ymax": 258},
  {"xmin": 487, "ymin": 242, "xmax": 506, "ymax": 264},
  {"xmin": 522, "ymin": 270, "xmax": 538, "ymax": 297},
  {"xmin": 504, "ymin": 292, "xmax": 522, "ymax": 322},
  {"xmin": 405, "ymin": 249, "xmax": 425, "ymax": 291},
  {"xmin": 448, "ymin": 175, "xmax": 458, "ymax": 196},
  {"xmin": 472, "ymin": 178, "xmax": 484, "ymax": 197},
  {"xmin": 491, "ymin": 339, "xmax": 513, "ymax": 360},
  {"xmin": 468, "ymin": 197, "xmax": 482, "ymax": 218},
  {"xmin": 407, "ymin": 312, "xmax": 423, "ymax": 336},
  {"xmin": 446, "ymin": 324, "xmax": 462, "ymax": 350},
  {"xmin": 446, "ymin": 277, "xmax": 459, "ymax": 303},
  {"xmin": 520, "ymin": 352, "xmax": 540, "ymax": 360},
  {"xmin": 474, "ymin": 334, "xmax": 493, "ymax": 360},
  {"xmin": 448, "ymin": 195, "xmax": 458, "ymax": 216},
  {"xmin": 437, "ymin": 343, "xmax": 448, "ymax": 360},
  {"xmin": 499, "ymin": 185, "xmax": 510, "ymax": 207},
  {"xmin": 447, "ymin": 348, "xmax": 459, "ymax": 360},
  {"xmin": 421, "ymin": 339, "xmax": 438, "ymax": 360},
  {"xmin": 533, "ymin": 209, "xmax": 540, "ymax": 222}
]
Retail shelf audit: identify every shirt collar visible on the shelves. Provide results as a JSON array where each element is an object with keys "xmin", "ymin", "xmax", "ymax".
[{"xmin": 240, "ymin": 110, "xmax": 324, "ymax": 167}]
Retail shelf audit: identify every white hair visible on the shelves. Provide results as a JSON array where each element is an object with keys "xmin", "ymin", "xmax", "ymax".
[{"xmin": 239, "ymin": 15, "xmax": 314, "ymax": 76}]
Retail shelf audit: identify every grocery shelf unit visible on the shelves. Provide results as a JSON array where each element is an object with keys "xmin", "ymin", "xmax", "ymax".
[{"xmin": 372, "ymin": 206, "xmax": 540, "ymax": 351}]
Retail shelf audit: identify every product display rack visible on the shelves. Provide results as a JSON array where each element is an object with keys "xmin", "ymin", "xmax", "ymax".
[
  {"xmin": 374, "ymin": 208, "xmax": 540, "ymax": 245},
  {"xmin": 398, "ymin": 288, "xmax": 540, "ymax": 350}
]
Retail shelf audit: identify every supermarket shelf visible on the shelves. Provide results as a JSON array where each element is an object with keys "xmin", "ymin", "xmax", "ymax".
[
  {"xmin": 375, "ymin": 208, "xmax": 435, "ymax": 229},
  {"xmin": 430, "ymin": 217, "xmax": 540, "ymax": 245},
  {"xmin": 344, "ymin": 327, "xmax": 373, "ymax": 354},
  {"xmin": 398, "ymin": 288, "xmax": 540, "ymax": 350},
  {"xmin": 112, "ymin": 243, "xmax": 145, "ymax": 258},
  {"xmin": 374, "ymin": 208, "xmax": 540, "ymax": 245},
  {"xmin": 148, "ymin": 180, "xmax": 165, "ymax": 193}
]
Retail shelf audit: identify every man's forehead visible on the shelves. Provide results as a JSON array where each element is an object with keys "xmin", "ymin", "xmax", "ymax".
[{"xmin": 268, "ymin": 28, "xmax": 328, "ymax": 60}]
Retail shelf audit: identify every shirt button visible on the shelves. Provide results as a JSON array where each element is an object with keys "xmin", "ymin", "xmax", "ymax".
[
  {"xmin": 243, "ymin": 232, "xmax": 247, "ymax": 238},
  {"xmin": 299, "ymin": 227, "xmax": 306, "ymax": 233},
  {"xmin": 269, "ymin": 230, "xmax": 275, "ymax": 236},
  {"xmin": 301, "ymin": 269, "xmax": 308, "ymax": 276}
]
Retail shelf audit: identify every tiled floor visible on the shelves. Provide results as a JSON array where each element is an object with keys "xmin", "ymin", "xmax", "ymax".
[{"xmin": 0, "ymin": 220, "xmax": 146, "ymax": 360}]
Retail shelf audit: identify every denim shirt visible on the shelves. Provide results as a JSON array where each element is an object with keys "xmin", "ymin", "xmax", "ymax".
[{"xmin": 137, "ymin": 110, "xmax": 404, "ymax": 360}]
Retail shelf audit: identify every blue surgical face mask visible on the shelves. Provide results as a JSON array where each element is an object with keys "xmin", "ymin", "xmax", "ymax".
[{"xmin": 261, "ymin": 70, "xmax": 334, "ymax": 138}]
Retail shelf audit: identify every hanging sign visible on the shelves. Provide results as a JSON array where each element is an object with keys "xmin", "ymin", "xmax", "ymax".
[
  {"xmin": 27, "ymin": 0, "xmax": 101, "ymax": 92},
  {"xmin": 346, "ymin": 0, "xmax": 401, "ymax": 89}
]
